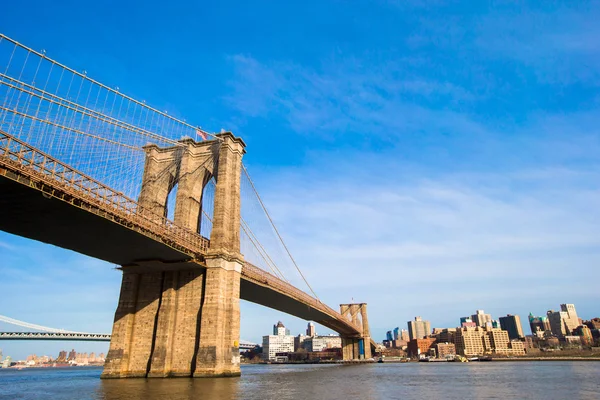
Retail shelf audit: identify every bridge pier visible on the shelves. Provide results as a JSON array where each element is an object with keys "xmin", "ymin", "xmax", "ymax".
[
  {"xmin": 340, "ymin": 303, "xmax": 372, "ymax": 360},
  {"xmin": 102, "ymin": 132, "xmax": 246, "ymax": 379},
  {"xmin": 102, "ymin": 261, "xmax": 242, "ymax": 379}
]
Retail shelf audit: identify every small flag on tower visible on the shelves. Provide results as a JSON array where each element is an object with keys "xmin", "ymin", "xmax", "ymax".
[{"xmin": 195, "ymin": 128, "xmax": 208, "ymax": 141}]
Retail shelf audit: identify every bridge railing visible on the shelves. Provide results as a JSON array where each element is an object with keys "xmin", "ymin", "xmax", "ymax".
[{"xmin": 0, "ymin": 130, "xmax": 209, "ymax": 255}]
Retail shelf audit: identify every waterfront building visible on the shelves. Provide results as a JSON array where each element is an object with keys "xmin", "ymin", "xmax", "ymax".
[
  {"xmin": 303, "ymin": 335, "xmax": 342, "ymax": 352},
  {"xmin": 454, "ymin": 327, "xmax": 525, "ymax": 356},
  {"xmin": 564, "ymin": 336, "xmax": 582, "ymax": 345},
  {"xmin": 499, "ymin": 314, "xmax": 524, "ymax": 340},
  {"xmin": 523, "ymin": 335, "xmax": 536, "ymax": 350},
  {"xmin": 407, "ymin": 338, "xmax": 436, "ymax": 358},
  {"xmin": 67, "ymin": 349, "xmax": 77, "ymax": 361},
  {"xmin": 488, "ymin": 329, "xmax": 510, "ymax": 351},
  {"xmin": 434, "ymin": 343, "xmax": 456, "ymax": 359},
  {"xmin": 295, "ymin": 334, "xmax": 309, "ymax": 351},
  {"xmin": 584, "ymin": 318, "xmax": 600, "ymax": 330},
  {"xmin": 306, "ymin": 322, "xmax": 316, "ymax": 337},
  {"xmin": 263, "ymin": 321, "xmax": 295, "ymax": 361},
  {"xmin": 573, "ymin": 325, "xmax": 593, "ymax": 346},
  {"xmin": 455, "ymin": 327, "xmax": 487, "ymax": 356},
  {"xmin": 408, "ymin": 316, "xmax": 431, "ymax": 341}
]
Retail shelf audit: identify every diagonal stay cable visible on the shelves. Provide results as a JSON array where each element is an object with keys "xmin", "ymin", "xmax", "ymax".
[
  {"xmin": 201, "ymin": 206, "xmax": 287, "ymax": 281},
  {"xmin": 241, "ymin": 164, "xmax": 320, "ymax": 302},
  {"xmin": 240, "ymin": 218, "xmax": 289, "ymax": 282}
]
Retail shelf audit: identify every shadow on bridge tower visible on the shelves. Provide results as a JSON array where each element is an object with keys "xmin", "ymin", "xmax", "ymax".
[
  {"xmin": 102, "ymin": 132, "xmax": 246, "ymax": 379},
  {"xmin": 339, "ymin": 303, "xmax": 372, "ymax": 360}
]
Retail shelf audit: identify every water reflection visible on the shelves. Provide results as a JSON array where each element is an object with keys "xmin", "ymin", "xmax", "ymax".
[
  {"xmin": 3, "ymin": 362, "xmax": 600, "ymax": 400},
  {"xmin": 100, "ymin": 376, "xmax": 240, "ymax": 400}
]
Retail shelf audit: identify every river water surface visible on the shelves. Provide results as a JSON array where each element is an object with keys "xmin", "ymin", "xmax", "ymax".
[{"xmin": 1, "ymin": 362, "xmax": 599, "ymax": 400}]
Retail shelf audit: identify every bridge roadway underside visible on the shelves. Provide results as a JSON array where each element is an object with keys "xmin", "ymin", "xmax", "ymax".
[{"xmin": 0, "ymin": 174, "xmax": 346, "ymax": 330}]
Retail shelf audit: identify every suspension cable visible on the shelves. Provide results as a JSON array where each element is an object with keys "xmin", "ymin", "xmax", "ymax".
[{"xmin": 242, "ymin": 164, "xmax": 321, "ymax": 301}]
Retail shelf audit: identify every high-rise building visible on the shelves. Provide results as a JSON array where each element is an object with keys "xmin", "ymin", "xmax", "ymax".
[
  {"xmin": 393, "ymin": 327, "xmax": 400, "ymax": 340},
  {"xmin": 264, "ymin": 321, "xmax": 295, "ymax": 361},
  {"xmin": 273, "ymin": 321, "xmax": 289, "ymax": 336},
  {"xmin": 547, "ymin": 310, "xmax": 570, "ymax": 337},
  {"xmin": 528, "ymin": 313, "xmax": 550, "ymax": 334},
  {"xmin": 67, "ymin": 349, "xmax": 77, "ymax": 361},
  {"xmin": 386, "ymin": 331, "xmax": 393, "ymax": 341},
  {"xmin": 306, "ymin": 322, "xmax": 316, "ymax": 337},
  {"xmin": 408, "ymin": 317, "xmax": 431, "ymax": 341},
  {"xmin": 400, "ymin": 329, "xmax": 410, "ymax": 341},
  {"xmin": 472, "ymin": 310, "xmax": 493, "ymax": 328},
  {"xmin": 56, "ymin": 350, "xmax": 67, "ymax": 362},
  {"xmin": 499, "ymin": 314, "xmax": 524, "ymax": 340},
  {"xmin": 560, "ymin": 304, "xmax": 580, "ymax": 334}
]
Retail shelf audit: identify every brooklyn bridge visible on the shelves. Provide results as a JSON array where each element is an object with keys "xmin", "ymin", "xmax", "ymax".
[{"xmin": 0, "ymin": 33, "xmax": 373, "ymax": 378}]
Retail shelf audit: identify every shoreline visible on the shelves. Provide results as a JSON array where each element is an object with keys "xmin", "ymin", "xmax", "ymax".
[{"xmin": 491, "ymin": 357, "xmax": 600, "ymax": 362}]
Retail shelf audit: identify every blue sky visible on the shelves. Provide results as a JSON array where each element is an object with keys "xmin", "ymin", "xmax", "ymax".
[{"xmin": 1, "ymin": 1, "xmax": 600, "ymax": 359}]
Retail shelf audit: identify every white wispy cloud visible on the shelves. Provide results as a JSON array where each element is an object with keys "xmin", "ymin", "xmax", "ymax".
[
  {"xmin": 225, "ymin": 54, "xmax": 482, "ymax": 140},
  {"xmin": 252, "ymin": 157, "xmax": 600, "ymax": 336}
]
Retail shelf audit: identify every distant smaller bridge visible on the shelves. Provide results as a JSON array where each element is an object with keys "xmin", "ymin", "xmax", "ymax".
[
  {"xmin": 0, "ymin": 332, "xmax": 111, "ymax": 341},
  {"xmin": 0, "ymin": 314, "xmax": 258, "ymax": 349}
]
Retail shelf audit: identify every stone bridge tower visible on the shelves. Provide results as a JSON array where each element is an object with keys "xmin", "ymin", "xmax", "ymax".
[
  {"xmin": 102, "ymin": 132, "xmax": 246, "ymax": 378},
  {"xmin": 339, "ymin": 303, "xmax": 372, "ymax": 360}
]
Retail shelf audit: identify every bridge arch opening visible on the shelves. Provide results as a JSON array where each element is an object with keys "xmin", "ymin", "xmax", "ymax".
[
  {"xmin": 165, "ymin": 181, "xmax": 178, "ymax": 221},
  {"xmin": 199, "ymin": 177, "xmax": 216, "ymax": 239}
]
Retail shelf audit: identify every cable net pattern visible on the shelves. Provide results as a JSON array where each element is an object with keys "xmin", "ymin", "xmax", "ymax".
[
  {"xmin": 0, "ymin": 34, "xmax": 209, "ymax": 201},
  {"xmin": 0, "ymin": 33, "xmax": 322, "ymax": 304}
]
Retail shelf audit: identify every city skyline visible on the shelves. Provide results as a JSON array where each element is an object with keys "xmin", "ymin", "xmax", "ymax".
[
  {"xmin": 2, "ymin": 299, "xmax": 597, "ymax": 361},
  {"xmin": 1, "ymin": 1, "xmax": 600, "ymax": 360}
]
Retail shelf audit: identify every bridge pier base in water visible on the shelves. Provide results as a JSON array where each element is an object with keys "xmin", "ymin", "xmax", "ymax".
[{"xmin": 101, "ymin": 258, "xmax": 242, "ymax": 379}]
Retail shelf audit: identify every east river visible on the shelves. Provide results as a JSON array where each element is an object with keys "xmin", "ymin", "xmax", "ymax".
[{"xmin": 1, "ymin": 362, "xmax": 599, "ymax": 399}]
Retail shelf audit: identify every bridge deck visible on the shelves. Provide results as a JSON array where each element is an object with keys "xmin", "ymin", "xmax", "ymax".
[{"xmin": 0, "ymin": 131, "xmax": 364, "ymax": 338}]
